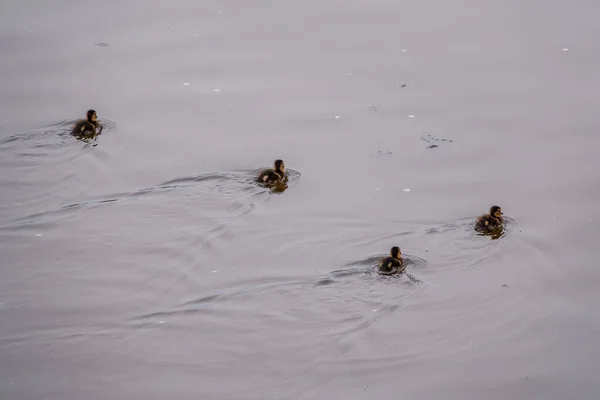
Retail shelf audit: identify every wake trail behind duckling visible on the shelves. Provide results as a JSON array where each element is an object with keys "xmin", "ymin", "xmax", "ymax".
[{"xmin": 0, "ymin": 169, "xmax": 301, "ymax": 231}]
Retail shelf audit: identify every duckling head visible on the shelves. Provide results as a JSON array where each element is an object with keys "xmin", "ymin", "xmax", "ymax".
[
  {"xmin": 391, "ymin": 246, "xmax": 401, "ymax": 259},
  {"xmin": 274, "ymin": 159, "xmax": 285, "ymax": 174},
  {"xmin": 490, "ymin": 205, "xmax": 503, "ymax": 219},
  {"xmin": 87, "ymin": 109, "xmax": 98, "ymax": 123}
]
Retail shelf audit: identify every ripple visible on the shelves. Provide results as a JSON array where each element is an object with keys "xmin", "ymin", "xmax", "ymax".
[
  {"xmin": 0, "ymin": 118, "xmax": 117, "ymax": 149},
  {"xmin": 132, "ymin": 250, "xmax": 425, "ymax": 334},
  {"xmin": 0, "ymin": 119, "xmax": 117, "ymax": 224},
  {"xmin": 334, "ymin": 253, "xmax": 427, "ymax": 283}
]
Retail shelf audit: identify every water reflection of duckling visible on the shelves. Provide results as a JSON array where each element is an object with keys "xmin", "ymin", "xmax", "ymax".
[
  {"xmin": 475, "ymin": 205, "xmax": 504, "ymax": 233},
  {"xmin": 379, "ymin": 246, "xmax": 406, "ymax": 275},
  {"xmin": 72, "ymin": 109, "xmax": 102, "ymax": 136},
  {"xmin": 257, "ymin": 159, "xmax": 287, "ymax": 184}
]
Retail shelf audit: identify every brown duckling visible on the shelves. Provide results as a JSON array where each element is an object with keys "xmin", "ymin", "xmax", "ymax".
[
  {"xmin": 475, "ymin": 205, "xmax": 504, "ymax": 233},
  {"xmin": 72, "ymin": 109, "xmax": 102, "ymax": 136},
  {"xmin": 379, "ymin": 246, "xmax": 406, "ymax": 275},
  {"xmin": 257, "ymin": 159, "xmax": 286, "ymax": 184}
]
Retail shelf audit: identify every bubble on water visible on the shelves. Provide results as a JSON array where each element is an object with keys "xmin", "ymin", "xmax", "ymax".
[
  {"xmin": 183, "ymin": 82, "xmax": 190, "ymax": 86},
  {"xmin": 562, "ymin": 48, "xmax": 569, "ymax": 52},
  {"xmin": 158, "ymin": 321, "xmax": 166, "ymax": 324},
  {"xmin": 212, "ymin": 270, "xmax": 218, "ymax": 273},
  {"xmin": 35, "ymin": 234, "xmax": 42, "ymax": 237},
  {"xmin": 403, "ymin": 188, "xmax": 411, "ymax": 192},
  {"xmin": 376, "ymin": 188, "xmax": 379, "ymax": 191},
  {"xmin": 213, "ymin": 88, "xmax": 221, "ymax": 92},
  {"xmin": 408, "ymin": 115, "xmax": 415, "ymax": 118},
  {"xmin": 334, "ymin": 116, "xmax": 340, "ymax": 119}
]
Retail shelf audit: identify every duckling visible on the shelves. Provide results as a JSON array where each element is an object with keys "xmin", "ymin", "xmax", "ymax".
[
  {"xmin": 475, "ymin": 205, "xmax": 504, "ymax": 233},
  {"xmin": 257, "ymin": 159, "xmax": 286, "ymax": 184},
  {"xmin": 379, "ymin": 246, "xmax": 406, "ymax": 275},
  {"xmin": 72, "ymin": 109, "xmax": 102, "ymax": 136}
]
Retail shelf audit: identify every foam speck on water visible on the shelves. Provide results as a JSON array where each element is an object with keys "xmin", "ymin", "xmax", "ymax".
[
  {"xmin": 403, "ymin": 188, "xmax": 411, "ymax": 192},
  {"xmin": 183, "ymin": 82, "xmax": 190, "ymax": 86}
]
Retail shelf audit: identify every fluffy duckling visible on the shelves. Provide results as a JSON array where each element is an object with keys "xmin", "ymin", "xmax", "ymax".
[
  {"xmin": 379, "ymin": 246, "xmax": 406, "ymax": 275},
  {"xmin": 72, "ymin": 109, "xmax": 102, "ymax": 136},
  {"xmin": 257, "ymin": 159, "xmax": 286, "ymax": 184},
  {"xmin": 475, "ymin": 205, "xmax": 504, "ymax": 233}
]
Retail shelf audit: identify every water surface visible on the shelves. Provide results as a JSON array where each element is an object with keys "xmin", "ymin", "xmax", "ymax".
[{"xmin": 1, "ymin": 0, "xmax": 600, "ymax": 399}]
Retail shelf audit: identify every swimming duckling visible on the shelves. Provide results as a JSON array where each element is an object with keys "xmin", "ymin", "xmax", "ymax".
[
  {"xmin": 72, "ymin": 109, "xmax": 102, "ymax": 136},
  {"xmin": 257, "ymin": 159, "xmax": 286, "ymax": 184},
  {"xmin": 379, "ymin": 246, "xmax": 406, "ymax": 275},
  {"xmin": 475, "ymin": 205, "xmax": 504, "ymax": 233}
]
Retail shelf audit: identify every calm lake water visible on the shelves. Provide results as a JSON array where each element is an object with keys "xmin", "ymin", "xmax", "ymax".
[{"xmin": 1, "ymin": 1, "xmax": 600, "ymax": 399}]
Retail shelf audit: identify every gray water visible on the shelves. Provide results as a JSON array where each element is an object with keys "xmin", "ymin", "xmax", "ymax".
[{"xmin": 1, "ymin": 1, "xmax": 600, "ymax": 399}]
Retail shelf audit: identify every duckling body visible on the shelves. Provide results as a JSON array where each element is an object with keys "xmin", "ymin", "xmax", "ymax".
[
  {"xmin": 72, "ymin": 119, "xmax": 100, "ymax": 136},
  {"xmin": 257, "ymin": 159, "xmax": 286, "ymax": 184},
  {"xmin": 379, "ymin": 256, "xmax": 405, "ymax": 275},
  {"xmin": 378, "ymin": 246, "xmax": 405, "ymax": 275},
  {"xmin": 71, "ymin": 109, "xmax": 102, "ymax": 136},
  {"xmin": 475, "ymin": 205, "xmax": 504, "ymax": 233},
  {"xmin": 257, "ymin": 169, "xmax": 284, "ymax": 184}
]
